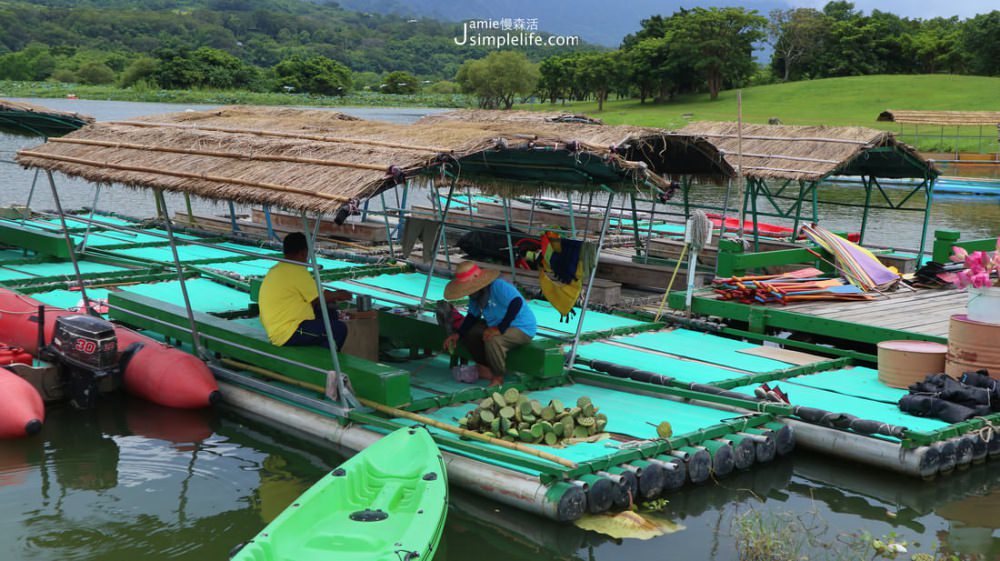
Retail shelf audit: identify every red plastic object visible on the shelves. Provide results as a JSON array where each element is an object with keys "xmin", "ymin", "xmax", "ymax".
[
  {"xmin": 0, "ymin": 368, "xmax": 44, "ymax": 439},
  {"xmin": 0, "ymin": 345, "xmax": 32, "ymax": 366},
  {"xmin": 0, "ymin": 288, "xmax": 218, "ymax": 409}
]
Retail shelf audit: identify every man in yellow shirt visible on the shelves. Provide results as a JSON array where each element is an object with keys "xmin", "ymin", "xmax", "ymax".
[{"xmin": 259, "ymin": 233, "xmax": 352, "ymax": 348}]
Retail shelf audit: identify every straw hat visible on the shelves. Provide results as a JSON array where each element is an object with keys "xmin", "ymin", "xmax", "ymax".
[{"xmin": 444, "ymin": 262, "xmax": 499, "ymax": 300}]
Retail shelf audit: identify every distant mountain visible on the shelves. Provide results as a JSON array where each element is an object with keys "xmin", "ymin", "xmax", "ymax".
[{"xmin": 331, "ymin": 0, "xmax": 789, "ymax": 47}]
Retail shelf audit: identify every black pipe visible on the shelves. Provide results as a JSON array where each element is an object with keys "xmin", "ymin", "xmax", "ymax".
[{"xmin": 37, "ymin": 304, "xmax": 45, "ymax": 352}]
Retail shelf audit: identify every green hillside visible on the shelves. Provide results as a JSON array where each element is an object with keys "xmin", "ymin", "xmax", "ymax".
[{"xmin": 529, "ymin": 75, "xmax": 1000, "ymax": 151}]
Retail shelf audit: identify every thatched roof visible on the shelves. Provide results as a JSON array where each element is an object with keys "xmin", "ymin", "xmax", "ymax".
[
  {"xmin": 878, "ymin": 110, "xmax": 1000, "ymax": 126},
  {"xmin": 679, "ymin": 121, "xmax": 939, "ymax": 181},
  {"xmin": 419, "ymin": 109, "xmax": 604, "ymax": 126},
  {"xmin": 419, "ymin": 109, "xmax": 734, "ymax": 179},
  {"xmin": 0, "ymin": 99, "xmax": 94, "ymax": 137},
  {"xmin": 16, "ymin": 106, "xmax": 674, "ymax": 213}
]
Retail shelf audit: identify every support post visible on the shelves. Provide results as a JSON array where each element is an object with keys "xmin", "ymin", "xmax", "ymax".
[
  {"xmin": 79, "ymin": 185, "xmax": 102, "ymax": 252},
  {"xmin": 227, "ymin": 201, "xmax": 239, "ymax": 233},
  {"xmin": 154, "ymin": 189, "xmax": 205, "ymax": 358},
  {"xmin": 301, "ymin": 212, "xmax": 345, "ymax": 389},
  {"xmin": 629, "ymin": 192, "xmax": 642, "ymax": 258},
  {"xmin": 184, "ymin": 193, "xmax": 196, "ymax": 226},
  {"xmin": 565, "ymin": 190, "xmax": 615, "ymax": 369},
  {"xmin": 262, "ymin": 205, "xmax": 279, "ymax": 242},
  {"xmin": 502, "ymin": 197, "xmax": 517, "ymax": 284},
  {"xmin": 419, "ymin": 176, "xmax": 457, "ymax": 308},
  {"xmin": 916, "ymin": 174, "xmax": 935, "ymax": 267},
  {"xmin": 45, "ymin": 170, "xmax": 91, "ymax": 310},
  {"xmin": 378, "ymin": 192, "xmax": 396, "ymax": 259},
  {"xmin": 858, "ymin": 175, "xmax": 873, "ymax": 245},
  {"xmin": 20, "ymin": 168, "xmax": 39, "ymax": 225}
]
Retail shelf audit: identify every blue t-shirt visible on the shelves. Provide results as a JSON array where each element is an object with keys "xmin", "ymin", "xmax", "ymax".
[{"xmin": 467, "ymin": 279, "xmax": 537, "ymax": 337}]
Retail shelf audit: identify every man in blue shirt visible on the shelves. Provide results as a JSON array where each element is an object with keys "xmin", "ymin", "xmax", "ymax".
[{"xmin": 443, "ymin": 262, "xmax": 537, "ymax": 387}]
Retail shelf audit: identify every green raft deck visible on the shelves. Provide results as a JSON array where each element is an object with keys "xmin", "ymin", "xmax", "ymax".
[{"xmin": 3, "ymin": 211, "xmax": 998, "ymax": 520}]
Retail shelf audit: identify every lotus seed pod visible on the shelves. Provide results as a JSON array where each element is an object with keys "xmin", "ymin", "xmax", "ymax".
[
  {"xmin": 480, "ymin": 397, "xmax": 494, "ymax": 410},
  {"xmin": 541, "ymin": 406, "xmax": 556, "ymax": 421},
  {"xmin": 480, "ymin": 409, "xmax": 495, "ymax": 423},
  {"xmin": 656, "ymin": 421, "xmax": 673, "ymax": 439},
  {"xmin": 576, "ymin": 396, "xmax": 592, "ymax": 409},
  {"xmin": 530, "ymin": 400, "xmax": 543, "ymax": 416},
  {"xmin": 544, "ymin": 433, "xmax": 558, "ymax": 445},
  {"xmin": 492, "ymin": 392, "xmax": 506, "ymax": 408},
  {"xmin": 499, "ymin": 406, "xmax": 515, "ymax": 419},
  {"xmin": 503, "ymin": 388, "xmax": 520, "ymax": 403}
]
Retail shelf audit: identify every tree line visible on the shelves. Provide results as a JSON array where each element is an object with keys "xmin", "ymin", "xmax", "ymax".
[
  {"xmin": 531, "ymin": 2, "xmax": 1000, "ymax": 108},
  {"xmin": 0, "ymin": 0, "xmax": 577, "ymax": 95}
]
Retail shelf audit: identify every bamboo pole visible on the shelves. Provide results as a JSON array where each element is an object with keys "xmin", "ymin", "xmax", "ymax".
[
  {"xmin": 106, "ymin": 120, "xmax": 451, "ymax": 153},
  {"xmin": 48, "ymin": 137, "xmax": 396, "ymax": 172},
  {"xmin": 219, "ymin": 358, "xmax": 579, "ymax": 469},
  {"xmin": 17, "ymin": 150, "xmax": 353, "ymax": 204}
]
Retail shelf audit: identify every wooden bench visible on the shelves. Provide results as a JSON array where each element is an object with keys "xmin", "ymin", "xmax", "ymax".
[
  {"xmin": 379, "ymin": 311, "xmax": 566, "ymax": 379},
  {"xmin": 108, "ymin": 291, "xmax": 412, "ymax": 406},
  {"xmin": 0, "ymin": 221, "xmax": 71, "ymax": 258}
]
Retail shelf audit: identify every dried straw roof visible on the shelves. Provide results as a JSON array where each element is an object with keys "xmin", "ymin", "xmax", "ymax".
[
  {"xmin": 679, "ymin": 121, "xmax": 939, "ymax": 181},
  {"xmin": 420, "ymin": 109, "xmax": 604, "ymax": 126},
  {"xmin": 420, "ymin": 109, "xmax": 734, "ymax": 179},
  {"xmin": 877, "ymin": 110, "xmax": 1000, "ymax": 126},
  {"xmin": 0, "ymin": 99, "xmax": 94, "ymax": 137},
  {"xmin": 16, "ymin": 105, "xmax": 674, "ymax": 213}
]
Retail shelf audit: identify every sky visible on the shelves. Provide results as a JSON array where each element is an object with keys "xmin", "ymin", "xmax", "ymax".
[{"xmin": 790, "ymin": 0, "xmax": 995, "ymax": 19}]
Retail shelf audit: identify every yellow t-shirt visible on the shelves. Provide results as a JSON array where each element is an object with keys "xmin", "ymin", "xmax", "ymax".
[{"xmin": 259, "ymin": 262, "xmax": 319, "ymax": 345}]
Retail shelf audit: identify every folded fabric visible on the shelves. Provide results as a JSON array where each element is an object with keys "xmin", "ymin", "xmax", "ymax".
[
  {"xmin": 401, "ymin": 218, "xmax": 442, "ymax": 263},
  {"xmin": 898, "ymin": 394, "xmax": 991, "ymax": 423}
]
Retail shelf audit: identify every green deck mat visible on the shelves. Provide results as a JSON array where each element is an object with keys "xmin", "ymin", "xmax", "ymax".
[
  {"xmin": 110, "ymin": 245, "xmax": 247, "ymax": 263},
  {"xmin": 78, "ymin": 231, "xmax": 170, "ymax": 247},
  {"xmin": 325, "ymin": 280, "xmax": 415, "ymax": 308},
  {"xmin": 616, "ymin": 329, "xmax": 791, "ymax": 373},
  {"xmin": 4, "ymin": 260, "xmax": 128, "ymax": 278},
  {"xmin": 527, "ymin": 300, "xmax": 645, "ymax": 335},
  {"xmin": 0, "ymin": 267, "xmax": 36, "ymax": 281},
  {"xmin": 39, "ymin": 215, "xmax": 137, "ymax": 229},
  {"xmin": 204, "ymin": 257, "xmax": 361, "ymax": 278},
  {"xmin": 574, "ymin": 340, "xmax": 748, "ymax": 384},
  {"xmin": 409, "ymin": 382, "xmax": 743, "ymax": 476},
  {"xmin": 784, "ymin": 367, "xmax": 907, "ymax": 406},
  {"xmin": 0, "ymin": 249, "xmax": 33, "ymax": 262},
  {"xmin": 729, "ymin": 380, "xmax": 948, "ymax": 436},
  {"xmin": 120, "ymin": 278, "xmax": 251, "ymax": 314},
  {"xmin": 216, "ymin": 242, "xmax": 280, "ymax": 256},
  {"xmin": 348, "ymin": 273, "xmax": 451, "ymax": 302},
  {"xmin": 32, "ymin": 288, "xmax": 111, "ymax": 311}
]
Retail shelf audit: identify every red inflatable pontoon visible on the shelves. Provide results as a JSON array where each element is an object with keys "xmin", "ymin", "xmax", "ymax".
[
  {"xmin": 0, "ymin": 368, "xmax": 44, "ymax": 439},
  {"xmin": 0, "ymin": 289, "xmax": 219, "ymax": 409}
]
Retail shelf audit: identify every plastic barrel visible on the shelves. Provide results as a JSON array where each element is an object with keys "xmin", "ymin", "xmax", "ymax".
[
  {"xmin": 763, "ymin": 422, "xmax": 795, "ymax": 456},
  {"xmin": 740, "ymin": 429, "xmax": 777, "ymax": 463},
  {"xmin": 945, "ymin": 315, "xmax": 1000, "ymax": 378},
  {"xmin": 675, "ymin": 447, "xmax": 712, "ymax": 484},
  {"xmin": 629, "ymin": 461, "xmax": 665, "ymax": 499},
  {"xmin": 578, "ymin": 474, "xmax": 616, "ymax": 514},
  {"xmin": 654, "ymin": 455, "xmax": 687, "ymax": 492},
  {"xmin": 877, "ymin": 340, "xmax": 948, "ymax": 389},
  {"xmin": 936, "ymin": 440, "xmax": 957, "ymax": 473},
  {"xmin": 723, "ymin": 434, "xmax": 757, "ymax": 470},
  {"xmin": 698, "ymin": 440, "xmax": 734, "ymax": 478}
]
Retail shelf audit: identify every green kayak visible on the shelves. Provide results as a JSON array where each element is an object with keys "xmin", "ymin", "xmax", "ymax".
[{"xmin": 231, "ymin": 426, "xmax": 448, "ymax": 561}]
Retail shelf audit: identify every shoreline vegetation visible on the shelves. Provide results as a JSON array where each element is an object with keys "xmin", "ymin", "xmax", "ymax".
[{"xmin": 0, "ymin": 80, "xmax": 477, "ymax": 109}]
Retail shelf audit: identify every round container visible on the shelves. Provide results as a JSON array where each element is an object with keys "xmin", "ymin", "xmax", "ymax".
[
  {"xmin": 877, "ymin": 340, "xmax": 948, "ymax": 389},
  {"xmin": 945, "ymin": 314, "xmax": 1000, "ymax": 379},
  {"xmin": 967, "ymin": 286, "xmax": 1000, "ymax": 325}
]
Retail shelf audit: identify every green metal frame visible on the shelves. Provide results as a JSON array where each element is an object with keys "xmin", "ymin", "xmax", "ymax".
[
  {"xmin": 931, "ymin": 229, "xmax": 998, "ymax": 264},
  {"xmin": 666, "ymin": 289, "xmax": 947, "ymax": 346}
]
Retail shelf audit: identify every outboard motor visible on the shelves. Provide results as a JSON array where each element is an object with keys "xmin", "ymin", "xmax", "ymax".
[{"xmin": 45, "ymin": 315, "xmax": 119, "ymax": 409}]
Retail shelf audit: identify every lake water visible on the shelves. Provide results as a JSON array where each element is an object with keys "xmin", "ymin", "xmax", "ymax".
[{"xmin": 1, "ymin": 99, "xmax": 999, "ymax": 560}]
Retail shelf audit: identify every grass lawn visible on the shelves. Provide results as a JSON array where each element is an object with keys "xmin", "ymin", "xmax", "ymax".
[{"xmin": 525, "ymin": 74, "xmax": 1000, "ymax": 152}]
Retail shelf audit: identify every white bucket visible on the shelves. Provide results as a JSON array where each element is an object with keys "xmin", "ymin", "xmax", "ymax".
[{"xmin": 967, "ymin": 286, "xmax": 1000, "ymax": 325}]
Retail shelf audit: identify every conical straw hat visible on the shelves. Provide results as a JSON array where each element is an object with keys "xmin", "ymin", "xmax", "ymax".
[{"xmin": 444, "ymin": 262, "xmax": 499, "ymax": 300}]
